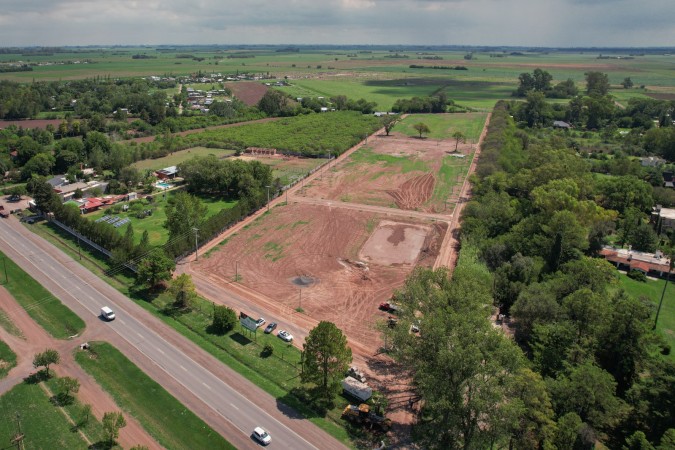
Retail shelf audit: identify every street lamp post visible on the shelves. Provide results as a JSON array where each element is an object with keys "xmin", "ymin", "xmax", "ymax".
[{"xmin": 266, "ymin": 185, "xmax": 271, "ymax": 211}]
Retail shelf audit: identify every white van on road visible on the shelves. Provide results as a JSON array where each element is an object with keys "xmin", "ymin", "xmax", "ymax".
[{"xmin": 100, "ymin": 306, "xmax": 116, "ymax": 321}]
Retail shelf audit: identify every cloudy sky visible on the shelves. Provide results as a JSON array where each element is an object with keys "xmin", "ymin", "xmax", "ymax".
[{"xmin": 1, "ymin": 0, "xmax": 673, "ymax": 47}]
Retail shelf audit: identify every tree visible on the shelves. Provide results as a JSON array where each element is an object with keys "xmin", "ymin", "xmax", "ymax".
[
  {"xmin": 451, "ymin": 131, "xmax": 466, "ymax": 152},
  {"xmin": 519, "ymin": 91, "xmax": 551, "ymax": 128},
  {"xmin": 169, "ymin": 273, "xmax": 196, "ymax": 309},
  {"xmin": 56, "ymin": 376, "xmax": 80, "ymax": 404},
  {"xmin": 257, "ymin": 90, "xmax": 292, "ymax": 117},
  {"xmin": 33, "ymin": 349, "xmax": 60, "ymax": 375},
  {"xmin": 302, "ymin": 321, "xmax": 352, "ymax": 403},
  {"xmin": 102, "ymin": 411, "xmax": 126, "ymax": 446},
  {"xmin": 27, "ymin": 176, "xmax": 60, "ymax": 213},
  {"xmin": 211, "ymin": 305, "xmax": 237, "ymax": 334},
  {"xmin": 78, "ymin": 404, "xmax": 92, "ymax": 428},
  {"xmin": 624, "ymin": 431, "xmax": 656, "ymax": 450},
  {"xmin": 381, "ymin": 115, "xmax": 400, "ymax": 136},
  {"xmin": 164, "ymin": 191, "xmax": 207, "ymax": 241},
  {"xmin": 136, "ymin": 248, "xmax": 175, "ymax": 289},
  {"xmin": 21, "ymin": 153, "xmax": 55, "ymax": 180},
  {"xmin": 585, "ymin": 71, "xmax": 611, "ymax": 96},
  {"xmin": 623, "ymin": 77, "xmax": 635, "ymax": 89},
  {"xmin": 413, "ymin": 122, "xmax": 430, "ymax": 138}
]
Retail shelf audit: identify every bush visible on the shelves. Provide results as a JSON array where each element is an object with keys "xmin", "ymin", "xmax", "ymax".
[
  {"xmin": 211, "ymin": 305, "xmax": 237, "ymax": 334},
  {"xmin": 262, "ymin": 343, "xmax": 274, "ymax": 356},
  {"xmin": 627, "ymin": 270, "xmax": 647, "ymax": 282}
]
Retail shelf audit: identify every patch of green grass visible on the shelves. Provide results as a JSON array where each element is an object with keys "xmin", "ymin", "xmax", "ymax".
[
  {"xmin": 429, "ymin": 156, "xmax": 468, "ymax": 208},
  {"xmin": 0, "ymin": 250, "xmax": 85, "ymax": 340},
  {"xmin": 347, "ymin": 147, "xmax": 428, "ymax": 173},
  {"xmin": 617, "ymin": 273, "xmax": 675, "ymax": 360},
  {"xmin": 365, "ymin": 218, "xmax": 378, "ymax": 234},
  {"xmin": 394, "ymin": 113, "xmax": 487, "ymax": 141},
  {"xmin": 75, "ymin": 342, "xmax": 235, "ymax": 450},
  {"xmin": 0, "ymin": 340, "xmax": 17, "ymax": 379},
  {"xmin": 263, "ymin": 241, "xmax": 285, "ymax": 261},
  {"xmin": 85, "ymin": 191, "xmax": 237, "ymax": 246},
  {"xmin": 0, "ymin": 310, "xmax": 23, "ymax": 338},
  {"xmin": 0, "ymin": 381, "xmax": 91, "ymax": 449},
  {"xmin": 291, "ymin": 220, "xmax": 310, "ymax": 229}
]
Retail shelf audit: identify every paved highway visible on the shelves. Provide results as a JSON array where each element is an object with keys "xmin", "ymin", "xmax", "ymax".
[{"xmin": 0, "ymin": 218, "xmax": 346, "ymax": 450}]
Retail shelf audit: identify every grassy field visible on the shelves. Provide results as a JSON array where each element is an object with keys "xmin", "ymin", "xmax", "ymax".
[
  {"xmin": 618, "ymin": 273, "xmax": 675, "ymax": 359},
  {"xmin": 393, "ymin": 112, "xmax": 487, "ymax": 140},
  {"xmin": 0, "ymin": 250, "xmax": 85, "ymax": 339},
  {"xmin": 85, "ymin": 190, "xmax": 237, "ymax": 246},
  {"xmin": 75, "ymin": 341, "xmax": 235, "ymax": 450},
  {"xmin": 0, "ymin": 339, "xmax": 16, "ymax": 379},
  {"xmin": 131, "ymin": 147, "xmax": 236, "ymax": 171},
  {"xmin": 0, "ymin": 381, "xmax": 92, "ymax": 449}
]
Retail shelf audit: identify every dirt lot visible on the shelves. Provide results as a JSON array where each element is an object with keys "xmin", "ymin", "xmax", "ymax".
[
  {"xmin": 295, "ymin": 132, "xmax": 471, "ymax": 214},
  {"xmin": 224, "ymin": 81, "xmax": 269, "ymax": 106},
  {"xmin": 195, "ymin": 203, "xmax": 445, "ymax": 349}
]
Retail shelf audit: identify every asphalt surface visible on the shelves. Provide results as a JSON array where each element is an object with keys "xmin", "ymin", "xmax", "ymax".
[{"xmin": 0, "ymin": 217, "xmax": 347, "ymax": 450}]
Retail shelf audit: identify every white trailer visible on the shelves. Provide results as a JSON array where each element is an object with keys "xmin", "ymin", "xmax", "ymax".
[{"xmin": 342, "ymin": 376, "xmax": 372, "ymax": 402}]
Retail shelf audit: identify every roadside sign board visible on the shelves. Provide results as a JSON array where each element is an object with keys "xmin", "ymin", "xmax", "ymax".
[{"xmin": 239, "ymin": 312, "xmax": 258, "ymax": 332}]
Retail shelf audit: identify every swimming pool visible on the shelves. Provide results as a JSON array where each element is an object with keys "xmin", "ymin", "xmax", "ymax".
[{"xmin": 156, "ymin": 182, "xmax": 171, "ymax": 189}]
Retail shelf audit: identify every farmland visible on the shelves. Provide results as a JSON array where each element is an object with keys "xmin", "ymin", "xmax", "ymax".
[{"xmin": 131, "ymin": 147, "xmax": 236, "ymax": 171}]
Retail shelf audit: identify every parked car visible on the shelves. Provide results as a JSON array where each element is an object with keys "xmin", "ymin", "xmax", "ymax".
[
  {"xmin": 264, "ymin": 322, "xmax": 277, "ymax": 334},
  {"xmin": 277, "ymin": 330, "xmax": 293, "ymax": 342},
  {"xmin": 100, "ymin": 306, "xmax": 116, "ymax": 321},
  {"xmin": 256, "ymin": 318, "xmax": 266, "ymax": 328},
  {"xmin": 252, "ymin": 427, "xmax": 271, "ymax": 445}
]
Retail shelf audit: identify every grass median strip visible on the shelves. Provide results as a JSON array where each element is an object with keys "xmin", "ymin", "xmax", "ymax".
[
  {"xmin": 0, "ymin": 250, "xmax": 85, "ymax": 339},
  {"xmin": 0, "ymin": 339, "xmax": 17, "ymax": 379},
  {"xmin": 75, "ymin": 341, "xmax": 236, "ymax": 450}
]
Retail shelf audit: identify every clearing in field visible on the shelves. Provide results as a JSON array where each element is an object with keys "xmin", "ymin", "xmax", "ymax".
[
  {"xmin": 295, "ymin": 114, "xmax": 484, "ymax": 213},
  {"xmin": 232, "ymin": 153, "xmax": 326, "ymax": 185},
  {"xmin": 195, "ymin": 203, "xmax": 446, "ymax": 348},
  {"xmin": 131, "ymin": 147, "xmax": 235, "ymax": 171}
]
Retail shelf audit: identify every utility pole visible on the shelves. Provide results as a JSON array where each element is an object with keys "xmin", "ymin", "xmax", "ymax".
[
  {"xmin": 654, "ymin": 257, "xmax": 674, "ymax": 330},
  {"xmin": 266, "ymin": 185, "xmax": 271, "ymax": 212},
  {"xmin": 192, "ymin": 227, "xmax": 199, "ymax": 261},
  {"xmin": 11, "ymin": 413, "xmax": 25, "ymax": 450}
]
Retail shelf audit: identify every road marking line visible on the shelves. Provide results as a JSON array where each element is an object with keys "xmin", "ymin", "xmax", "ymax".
[
  {"xmin": 202, "ymin": 382, "xmax": 212, "ymax": 390},
  {"xmin": 230, "ymin": 403, "xmax": 239, "ymax": 410},
  {"xmin": 180, "ymin": 365, "xmax": 187, "ymax": 371},
  {"xmin": 137, "ymin": 332, "xmax": 144, "ymax": 339},
  {"xmin": 156, "ymin": 347, "xmax": 165, "ymax": 355}
]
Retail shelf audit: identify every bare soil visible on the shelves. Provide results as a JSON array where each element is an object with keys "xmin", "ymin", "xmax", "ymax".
[
  {"xmin": 295, "ymin": 132, "xmax": 471, "ymax": 214},
  {"xmin": 225, "ymin": 81, "xmax": 269, "ymax": 106},
  {"xmin": 195, "ymin": 203, "xmax": 445, "ymax": 350}
]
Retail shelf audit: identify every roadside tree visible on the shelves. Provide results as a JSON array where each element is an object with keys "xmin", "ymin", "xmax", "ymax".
[
  {"xmin": 136, "ymin": 248, "xmax": 175, "ymax": 289},
  {"xmin": 57, "ymin": 376, "xmax": 80, "ymax": 404},
  {"xmin": 33, "ymin": 349, "xmax": 60, "ymax": 376},
  {"xmin": 211, "ymin": 305, "xmax": 237, "ymax": 334},
  {"xmin": 302, "ymin": 321, "xmax": 352, "ymax": 404},
  {"xmin": 102, "ymin": 411, "xmax": 127, "ymax": 447},
  {"xmin": 164, "ymin": 191, "xmax": 207, "ymax": 241},
  {"xmin": 169, "ymin": 273, "xmax": 197, "ymax": 309}
]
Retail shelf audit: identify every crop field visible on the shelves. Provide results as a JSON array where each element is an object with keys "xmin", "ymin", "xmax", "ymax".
[{"xmin": 131, "ymin": 147, "xmax": 236, "ymax": 171}]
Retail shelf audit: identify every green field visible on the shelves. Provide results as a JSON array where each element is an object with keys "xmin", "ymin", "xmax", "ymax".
[
  {"xmin": 75, "ymin": 342, "xmax": 235, "ymax": 450},
  {"xmin": 0, "ymin": 339, "xmax": 16, "ymax": 379},
  {"xmin": 618, "ymin": 273, "xmax": 675, "ymax": 359},
  {"xmin": 131, "ymin": 147, "xmax": 236, "ymax": 171},
  {"xmin": 394, "ymin": 112, "xmax": 487, "ymax": 141},
  {"xmin": 86, "ymin": 190, "xmax": 237, "ymax": 246},
  {"xmin": 0, "ymin": 250, "xmax": 85, "ymax": 339},
  {"xmin": 0, "ymin": 381, "xmax": 92, "ymax": 449}
]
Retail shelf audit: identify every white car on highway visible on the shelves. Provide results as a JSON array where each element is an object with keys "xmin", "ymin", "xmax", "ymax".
[{"xmin": 253, "ymin": 426, "xmax": 271, "ymax": 445}]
